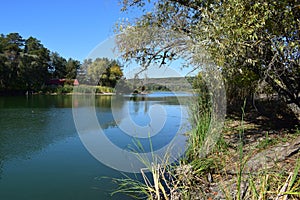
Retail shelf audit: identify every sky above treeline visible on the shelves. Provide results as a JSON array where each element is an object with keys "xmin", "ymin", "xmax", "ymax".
[
  {"xmin": 0, "ymin": 0, "xmax": 193, "ymax": 77},
  {"xmin": 0, "ymin": 0, "xmax": 135, "ymax": 61}
]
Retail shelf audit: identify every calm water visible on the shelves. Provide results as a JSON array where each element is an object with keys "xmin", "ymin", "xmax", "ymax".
[{"xmin": 0, "ymin": 92, "xmax": 190, "ymax": 200}]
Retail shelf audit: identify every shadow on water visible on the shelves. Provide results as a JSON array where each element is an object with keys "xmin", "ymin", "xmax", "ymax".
[
  {"xmin": 0, "ymin": 92, "xmax": 190, "ymax": 199},
  {"xmin": 0, "ymin": 95, "xmax": 125, "ymax": 178},
  {"xmin": 0, "ymin": 95, "xmax": 74, "ymax": 178}
]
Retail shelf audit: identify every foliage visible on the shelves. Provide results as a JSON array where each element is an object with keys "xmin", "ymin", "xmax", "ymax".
[
  {"xmin": 0, "ymin": 33, "xmax": 123, "ymax": 95},
  {"xmin": 49, "ymin": 52, "xmax": 80, "ymax": 79},
  {"xmin": 79, "ymin": 58, "xmax": 124, "ymax": 88},
  {"xmin": 0, "ymin": 33, "xmax": 81, "ymax": 94},
  {"xmin": 73, "ymin": 85, "xmax": 114, "ymax": 94},
  {"xmin": 146, "ymin": 83, "xmax": 170, "ymax": 91},
  {"xmin": 49, "ymin": 52, "xmax": 67, "ymax": 79},
  {"xmin": 110, "ymin": 86, "xmax": 300, "ymax": 199},
  {"xmin": 0, "ymin": 33, "xmax": 50, "ymax": 93},
  {"xmin": 56, "ymin": 84, "xmax": 73, "ymax": 94},
  {"xmin": 186, "ymin": 109, "xmax": 211, "ymax": 160},
  {"xmin": 116, "ymin": 0, "xmax": 300, "ymax": 108}
]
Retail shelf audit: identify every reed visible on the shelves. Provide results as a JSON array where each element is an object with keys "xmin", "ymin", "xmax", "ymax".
[{"xmin": 111, "ymin": 96, "xmax": 300, "ymax": 199}]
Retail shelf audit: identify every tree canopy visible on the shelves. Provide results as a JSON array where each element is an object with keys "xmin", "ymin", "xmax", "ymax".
[
  {"xmin": 0, "ymin": 33, "xmax": 124, "ymax": 94},
  {"xmin": 79, "ymin": 57, "xmax": 124, "ymax": 87},
  {"xmin": 116, "ymin": 0, "xmax": 300, "ymax": 108},
  {"xmin": 0, "ymin": 33, "xmax": 81, "ymax": 94},
  {"xmin": 0, "ymin": 33, "xmax": 51, "ymax": 93},
  {"xmin": 49, "ymin": 52, "xmax": 81, "ymax": 79}
]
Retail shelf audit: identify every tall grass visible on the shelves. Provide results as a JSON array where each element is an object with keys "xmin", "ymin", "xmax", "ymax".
[
  {"xmin": 41, "ymin": 84, "xmax": 115, "ymax": 94},
  {"xmin": 237, "ymin": 100, "xmax": 247, "ymax": 200},
  {"xmin": 216, "ymin": 100, "xmax": 300, "ymax": 200},
  {"xmin": 111, "ymin": 93, "xmax": 300, "ymax": 199},
  {"xmin": 111, "ymin": 90, "xmax": 215, "ymax": 199},
  {"xmin": 111, "ymin": 138, "xmax": 175, "ymax": 200},
  {"xmin": 73, "ymin": 85, "xmax": 114, "ymax": 94},
  {"xmin": 185, "ymin": 86, "xmax": 213, "ymax": 160}
]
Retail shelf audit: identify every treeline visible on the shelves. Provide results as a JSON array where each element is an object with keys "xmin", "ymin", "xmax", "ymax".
[
  {"xmin": 0, "ymin": 33, "xmax": 124, "ymax": 95},
  {"xmin": 77, "ymin": 57, "xmax": 123, "ymax": 88},
  {"xmin": 0, "ymin": 33, "xmax": 80, "ymax": 94}
]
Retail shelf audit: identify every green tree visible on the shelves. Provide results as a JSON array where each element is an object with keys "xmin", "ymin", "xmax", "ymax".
[
  {"xmin": 0, "ymin": 33, "xmax": 52, "ymax": 93},
  {"xmin": 77, "ymin": 58, "xmax": 92, "ymax": 84},
  {"xmin": 49, "ymin": 53, "xmax": 81, "ymax": 80},
  {"xmin": 116, "ymin": 0, "xmax": 300, "ymax": 108},
  {"xmin": 86, "ymin": 58, "xmax": 108, "ymax": 85},
  {"xmin": 0, "ymin": 32, "xmax": 82, "ymax": 93},
  {"xmin": 21, "ymin": 36, "xmax": 51, "ymax": 91},
  {"xmin": 85, "ymin": 58, "xmax": 123, "ymax": 87},
  {"xmin": 3, "ymin": 33, "xmax": 24, "ymax": 91},
  {"xmin": 0, "ymin": 34, "xmax": 9, "ymax": 91},
  {"xmin": 50, "ymin": 52, "xmax": 67, "ymax": 79},
  {"xmin": 65, "ymin": 58, "xmax": 81, "ymax": 79},
  {"xmin": 103, "ymin": 60, "xmax": 124, "ymax": 87}
]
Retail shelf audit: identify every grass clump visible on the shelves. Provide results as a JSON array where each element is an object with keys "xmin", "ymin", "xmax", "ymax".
[
  {"xmin": 73, "ymin": 85, "xmax": 114, "ymax": 94},
  {"xmin": 111, "ymin": 93, "xmax": 300, "ymax": 199}
]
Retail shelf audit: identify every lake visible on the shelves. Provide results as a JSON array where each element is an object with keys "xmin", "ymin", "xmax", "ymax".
[{"xmin": 0, "ymin": 92, "xmax": 190, "ymax": 200}]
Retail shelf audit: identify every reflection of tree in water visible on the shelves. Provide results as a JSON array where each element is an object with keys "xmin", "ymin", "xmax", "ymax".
[
  {"xmin": 144, "ymin": 99, "xmax": 149, "ymax": 113},
  {"xmin": 133, "ymin": 100, "xmax": 140, "ymax": 113},
  {"xmin": 0, "ymin": 95, "xmax": 75, "ymax": 109},
  {"xmin": 95, "ymin": 95, "xmax": 125, "ymax": 110},
  {"xmin": 0, "ymin": 95, "xmax": 78, "ymax": 178},
  {"xmin": 0, "ymin": 157, "xmax": 3, "ymax": 179},
  {"xmin": 0, "ymin": 112, "xmax": 47, "ymax": 178},
  {"xmin": 130, "ymin": 95, "xmax": 146, "ymax": 102},
  {"xmin": 95, "ymin": 95, "xmax": 112, "ymax": 108},
  {"xmin": 95, "ymin": 95, "xmax": 126, "ymax": 130},
  {"xmin": 130, "ymin": 95, "xmax": 149, "ymax": 114},
  {"xmin": 0, "ymin": 108, "xmax": 76, "ymax": 154},
  {"xmin": 0, "ymin": 95, "xmax": 117, "ymax": 179},
  {"xmin": 53, "ymin": 95, "xmax": 73, "ymax": 108}
]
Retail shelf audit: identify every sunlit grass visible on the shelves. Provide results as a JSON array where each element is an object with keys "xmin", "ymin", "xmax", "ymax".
[{"xmin": 111, "ymin": 96, "xmax": 300, "ymax": 199}]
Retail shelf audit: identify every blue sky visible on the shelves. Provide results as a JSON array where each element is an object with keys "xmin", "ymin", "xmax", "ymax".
[
  {"xmin": 0, "ymin": 0, "xmax": 194, "ymax": 77},
  {"xmin": 0, "ymin": 0, "xmax": 131, "ymax": 61}
]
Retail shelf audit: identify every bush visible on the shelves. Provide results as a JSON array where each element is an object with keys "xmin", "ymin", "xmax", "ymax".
[{"xmin": 56, "ymin": 85, "xmax": 73, "ymax": 94}]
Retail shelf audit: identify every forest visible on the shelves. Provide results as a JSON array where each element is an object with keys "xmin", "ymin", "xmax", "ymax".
[{"xmin": 0, "ymin": 33, "xmax": 123, "ymax": 95}]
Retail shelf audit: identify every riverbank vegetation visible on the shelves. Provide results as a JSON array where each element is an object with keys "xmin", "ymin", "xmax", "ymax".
[
  {"xmin": 0, "ymin": 34, "xmax": 124, "ymax": 95},
  {"xmin": 111, "ymin": 0, "xmax": 300, "ymax": 199},
  {"xmin": 112, "ymin": 86, "xmax": 300, "ymax": 199},
  {"xmin": 117, "ymin": 0, "xmax": 299, "ymax": 109},
  {"xmin": 41, "ymin": 84, "xmax": 115, "ymax": 95}
]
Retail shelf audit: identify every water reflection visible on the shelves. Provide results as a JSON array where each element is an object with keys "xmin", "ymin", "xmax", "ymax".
[
  {"xmin": 0, "ymin": 93, "xmax": 191, "ymax": 199},
  {"xmin": 101, "ymin": 93, "xmax": 189, "ymax": 152},
  {"xmin": 73, "ymin": 92, "xmax": 190, "ymax": 173},
  {"xmin": 0, "ymin": 95, "xmax": 127, "ymax": 178},
  {"xmin": 0, "ymin": 93, "xmax": 188, "ymax": 163},
  {"xmin": 0, "ymin": 96, "xmax": 75, "ymax": 179}
]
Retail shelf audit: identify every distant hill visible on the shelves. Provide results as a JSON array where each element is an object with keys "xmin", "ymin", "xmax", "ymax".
[{"xmin": 127, "ymin": 77, "xmax": 195, "ymax": 91}]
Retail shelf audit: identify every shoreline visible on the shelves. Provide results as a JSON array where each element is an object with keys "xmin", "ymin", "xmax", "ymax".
[{"xmin": 45, "ymin": 92, "xmax": 116, "ymax": 96}]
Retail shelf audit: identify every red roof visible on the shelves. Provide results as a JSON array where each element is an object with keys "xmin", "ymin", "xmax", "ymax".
[{"xmin": 73, "ymin": 79, "xmax": 79, "ymax": 86}]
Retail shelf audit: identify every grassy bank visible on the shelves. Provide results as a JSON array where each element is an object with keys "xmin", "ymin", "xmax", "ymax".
[
  {"xmin": 41, "ymin": 84, "xmax": 115, "ymax": 95},
  {"xmin": 112, "ymin": 97, "xmax": 300, "ymax": 199}
]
